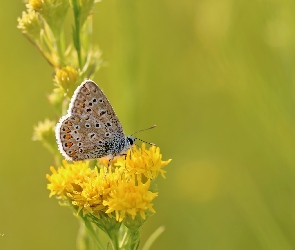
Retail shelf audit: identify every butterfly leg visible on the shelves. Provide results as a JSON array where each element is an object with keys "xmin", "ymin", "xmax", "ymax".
[
  {"xmin": 120, "ymin": 149, "xmax": 133, "ymax": 170},
  {"xmin": 120, "ymin": 153, "xmax": 127, "ymax": 169}
]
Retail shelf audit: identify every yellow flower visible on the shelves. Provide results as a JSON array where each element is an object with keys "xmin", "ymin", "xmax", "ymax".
[
  {"xmin": 17, "ymin": 9, "xmax": 42, "ymax": 39},
  {"xmin": 115, "ymin": 144, "xmax": 172, "ymax": 179},
  {"xmin": 33, "ymin": 119, "xmax": 56, "ymax": 142},
  {"xmin": 55, "ymin": 66, "xmax": 79, "ymax": 95},
  {"xmin": 27, "ymin": 0, "xmax": 70, "ymax": 33},
  {"xmin": 27, "ymin": 0, "xmax": 43, "ymax": 11},
  {"xmin": 103, "ymin": 176, "xmax": 158, "ymax": 222},
  {"xmin": 47, "ymin": 144, "xmax": 171, "ymax": 223},
  {"xmin": 33, "ymin": 119, "xmax": 58, "ymax": 155},
  {"xmin": 69, "ymin": 167, "xmax": 122, "ymax": 217},
  {"xmin": 47, "ymin": 161, "xmax": 120, "ymax": 218},
  {"xmin": 46, "ymin": 160, "xmax": 94, "ymax": 198}
]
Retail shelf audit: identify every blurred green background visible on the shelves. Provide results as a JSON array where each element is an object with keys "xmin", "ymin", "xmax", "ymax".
[{"xmin": 2, "ymin": 0, "xmax": 295, "ymax": 249}]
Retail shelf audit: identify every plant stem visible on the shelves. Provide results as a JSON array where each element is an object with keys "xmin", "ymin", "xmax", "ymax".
[
  {"xmin": 72, "ymin": 0, "xmax": 82, "ymax": 69},
  {"xmin": 107, "ymin": 230, "xmax": 120, "ymax": 250},
  {"xmin": 55, "ymin": 28, "xmax": 65, "ymax": 67},
  {"xmin": 83, "ymin": 217, "xmax": 105, "ymax": 250},
  {"xmin": 129, "ymin": 229, "xmax": 141, "ymax": 250},
  {"xmin": 142, "ymin": 226, "xmax": 165, "ymax": 250}
]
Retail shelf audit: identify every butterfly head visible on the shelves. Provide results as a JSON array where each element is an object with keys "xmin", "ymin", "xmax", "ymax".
[{"xmin": 126, "ymin": 136, "xmax": 135, "ymax": 146}]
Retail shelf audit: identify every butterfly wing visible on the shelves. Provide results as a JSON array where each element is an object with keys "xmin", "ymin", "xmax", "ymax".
[{"xmin": 56, "ymin": 80, "xmax": 126, "ymax": 161}]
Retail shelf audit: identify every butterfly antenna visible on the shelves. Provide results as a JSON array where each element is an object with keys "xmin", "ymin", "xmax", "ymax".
[
  {"xmin": 135, "ymin": 137, "xmax": 156, "ymax": 146},
  {"xmin": 131, "ymin": 124, "xmax": 156, "ymax": 136}
]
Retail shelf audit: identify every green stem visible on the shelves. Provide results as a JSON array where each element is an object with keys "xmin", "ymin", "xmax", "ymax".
[
  {"xmin": 129, "ymin": 229, "xmax": 141, "ymax": 250},
  {"xmin": 24, "ymin": 35, "xmax": 56, "ymax": 68},
  {"xmin": 55, "ymin": 28, "xmax": 65, "ymax": 67},
  {"xmin": 107, "ymin": 230, "xmax": 119, "ymax": 250},
  {"xmin": 141, "ymin": 226, "xmax": 165, "ymax": 250},
  {"xmin": 72, "ymin": 0, "xmax": 82, "ymax": 69},
  {"xmin": 82, "ymin": 217, "xmax": 105, "ymax": 250}
]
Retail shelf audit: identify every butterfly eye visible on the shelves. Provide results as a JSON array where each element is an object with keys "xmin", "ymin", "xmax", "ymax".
[
  {"xmin": 85, "ymin": 123, "xmax": 91, "ymax": 128},
  {"xmin": 127, "ymin": 136, "xmax": 134, "ymax": 145},
  {"xmin": 105, "ymin": 132, "xmax": 110, "ymax": 137},
  {"xmin": 88, "ymin": 102, "xmax": 93, "ymax": 106},
  {"xmin": 75, "ymin": 125, "xmax": 80, "ymax": 129},
  {"xmin": 98, "ymin": 98, "xmax": 103, "ymax": 103},
  {"xmin": 95, "ymin": 123, "xmax": 100, "ymax": 128},
  {"xmin": 106, "ymin": 122, "xmax": 112, "ymax": 127}
]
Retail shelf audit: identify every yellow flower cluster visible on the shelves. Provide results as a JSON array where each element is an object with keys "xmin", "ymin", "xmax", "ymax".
[
  {"xmin": 55, "ymin": 66, "xmax": 79, "ymax": 95},
  {"xmin": 47, "ymin": 144, "xmax": 171, "ymax": 223},
  {"xmin": 17, "ymin": 0, "xmax": 102, "ymax": 75},
  {"xmin": 26, "ymin": 0, "xmax": 70, "ymax": 32},
  {"xmin": 17, "ymin": 9, "xmax": 42, "ymax": 38},
  {"xmin": 32, "ymin": 119, "xmax": 59, "ymax": 156},
  {"xmin": 32, "ymin": 119, "xmax": 56, "ymax": 142},
  {"xmin": 115, "ymin": 143, "xmax": 169, "ymax": 179}
]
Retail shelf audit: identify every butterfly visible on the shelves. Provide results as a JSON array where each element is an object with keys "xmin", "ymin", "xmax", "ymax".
[{"xmin": 55, "ymin": 80, "xmax": 135, "ymax": 161}]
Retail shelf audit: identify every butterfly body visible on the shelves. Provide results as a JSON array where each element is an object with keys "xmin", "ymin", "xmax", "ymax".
[{"xmin": 55, "ymin": 80, "xmax": 134, "ymax": 161}]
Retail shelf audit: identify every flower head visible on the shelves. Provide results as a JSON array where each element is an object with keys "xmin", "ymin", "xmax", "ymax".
[
  {"xmin": 27, "ymin": 0, "xmax": 43, "ymax": 11},
  {"xmin": 46, "ymin": 160, "xmax": 94, "ymax": 198},
  {"xmin": 47, "ymin": 144, "xmax": 171, "ymax": 224},
  {"xmin": 114, "ymin": 144, "xmax": 172, "ymax": 179},
  {"xmin": 33, "ymin": 119, "xmax": 56, "ymax": 142},
  {"xmin": 17, "ymin": 9, "xmax": 42, "ymax": 40},
  {"xmin": 33, "ymin": 119, "xmax": 58, "ymax": 155},
  {"xmin": 27, "ymin": 0, "xmax": 70, "ymax": 32},
  {"xmin": 103, "ymin": 176, "xmax": 158, "ymax": 222},
  {"xmin": 55, "ymin": 66, "xmax": 79, "ymax": 95}
]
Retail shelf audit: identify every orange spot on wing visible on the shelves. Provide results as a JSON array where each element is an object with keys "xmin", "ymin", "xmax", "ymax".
[
  {"xmin": 65, "ymin": 142, "xmax": 73, "ymax": 148},
  {"xmin": 64, "ymin": 134, "xmax": 72, "ymax": 140},
  {"xmin": 63, "ymin": 126, "xmax": 71, "ymax": 133},
  {"xmin": 79, "ymin": 102, "xmax": 85, "ymax": 108},
  {"xmin": 70, "ymin": 150, "xmax": 77, "ymax": 156},
  {"xmin": 64, "ymin": 121, "xmax": 72, "ymax": 126},
  {"xmin": 73, "ymin": 117, "xmax": 80, "ymax": 122}
]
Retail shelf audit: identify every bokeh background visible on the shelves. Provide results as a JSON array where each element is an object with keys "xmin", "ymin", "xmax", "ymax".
[{"xmin": 2, "ymin": 0, "xmax": 295, "ymax": 249}]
